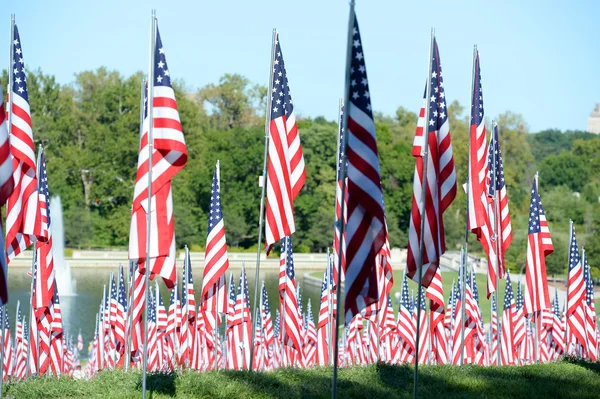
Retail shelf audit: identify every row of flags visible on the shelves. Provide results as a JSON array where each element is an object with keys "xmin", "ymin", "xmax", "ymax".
[{"xmin": 0, "ymin": 6, "xmax": 597, "ymax": 386}]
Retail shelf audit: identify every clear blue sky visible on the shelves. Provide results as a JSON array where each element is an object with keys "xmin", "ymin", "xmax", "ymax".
[{"xmin": 2, "ymin": 1, "xmax": 599, "ymax": 132}]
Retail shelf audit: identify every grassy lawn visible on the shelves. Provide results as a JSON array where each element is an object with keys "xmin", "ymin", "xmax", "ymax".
[{"xmin": 4, "ymin": 360, "xmax": 600, "ymax": 398}]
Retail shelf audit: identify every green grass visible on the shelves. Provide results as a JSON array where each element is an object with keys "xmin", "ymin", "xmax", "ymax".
[{"xmin": 4, "ymin": 360, "xmax": 600, "ymax": 398}]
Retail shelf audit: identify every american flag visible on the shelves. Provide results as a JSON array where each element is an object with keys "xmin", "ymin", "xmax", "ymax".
[
  {"xmin": 513, "ymin": 279, "xmax": 526, "ymax": 350},
  {"xmin": 416, "ymin": 287, "xmax": 429, "ymax": 364},
  {"xmin": 49, "ymin": 284, "xmax": 63, "ymax": 375},
  {"xmin": 380, "ymin": 295, "xmax": 397, "ymax": 363},
  {"xmin": 467, "ymin": 50, "xmax": 497, "ymax": 299},
  {"xmin": 427, "ymin": 268, "xmax": 448, "ymax": 364},
  {"xmin": 109, "ymin": 273, "xmax": 118, "ymax": 330},
  {"xmin": 451, "ymin": 277, "xmax": 464, "ymax": 365},
  {"xmin": 165, "ymin": 280, "xmax": 179, "ymax": 367},
  {"xmin": 6, "ymin": 24, "xmax": 41, "ymax": 264},
  {"xmin": 343, "ymin": 12, "xmax": 387, "ymax": 324},
  {"xmin": 201, "ymin": 161, "xmax": 229, "ymax": 333},
  {"xmin": 524, "ymin": 176, "xmax": 552, "ymax": 315},
  {"xmin": 501, "ymin": 272, "xmax": 516, "ymax": 365},
  {"xmin": 260, "ymin": 284, "xmax": 274, "ymax": 347},
  {"xmin": 264, "ymin": 32, "xmax": 306, "ymax": 247},
  {"xmin": 304, "ymin": 299, "xmax": 317, "ymax": 366},
  {"xmin": 487, "ymin": 122, "xmax": 512, "ymax": 279},
  {"xmin": 566, "ymin": 223, "xmax": 586, "ymax": 349},
  {"xmin": 490, "ymin": 293, "xmax": 498, "ymax": 365},
  {"xmin": 179, "ymin": 253, "xmax": 194, "ymax": 365},
  {"xmin": 226, "ymin": 272, "xmax": 236, "ymax": 370},
  {"xmin": 278, "ymin": 236, "xmax": 302, "ymax": 355},
  {"xmin": 316, "ymin": 269, "xmax": 330, "ymax": 366},
  {"xmin": 15, "ymin": 303, "xmax": 26, "ymax": 380},
  {"xmin": 2, "ymin": 306, "xmax": 13, "ymax": 377},
  {"xmin": 583, "ymin": 250, "xmax": 598, "ymax": 361},
  {"xmin": 333, "ymin": 102, "xmax": 347, "ymax": 287},
  {"xmin": 233, "ymin": 267, "xmax": 251, "ymax": 369},
  {"xmin": 34, "ymin": 149, "xmax": 55, "ymax": 310},
  {"xmin": 551, "ymin": 290, "xmax": 565, "ymax": 356},
  {"xmin": 129, "ymin": 23, "xmax": 187, "ymax": 288},
  {"xmin": 0, "ymin": 84, "xmax": 13, "ymax": 306},
  {"xmin": 407, "ymin": 36, "xmax": 457, "ymax": 288},
  {"xmin": 397, "ymin": 273, "xmax": 415, "ymax": 356},
  {"xmin": 114, "ymin": 265, "xmax": 128, "ymax": 348},
  {"xmin": 130, "ymin": 262, "xmax": 146, "ymax": 359}
]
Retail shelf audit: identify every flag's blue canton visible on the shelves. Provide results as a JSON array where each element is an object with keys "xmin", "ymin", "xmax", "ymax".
[
  {"xmin": 169, "ymin": 282, "xmax": 177, "ymax": 305},
  {"xmin": 568, "ymin": 226, "xmax": 580, "ymax": 272},
  {"xmin": 470, "ymin": 54, "xmax": 484, "ymax": 125},
  {"xmin": 118, "ymin": 267, "xmax": 127, "ymax": 310},
  {"xmin": 516, "ymin": 281, "xmax": 524, "ymax": 311},
  {"xmin": 553, "ymin": 290, "xmax": 561, "ymax": 316},
  {"xmin": 336, "ymin": 105, "xmax": 346, "ymax": 180},
  {"xmin": 262, "ymin": 285, "xmax": 271, "ymax": 315},
  {"xmin": 455, "ymin": 279, "xmax": 461, "ymax": 301},
  {"xmin": 297, "ymin": 286, "xmax": 303, "ymax": 315},
  {"xmin": 401, "ymin": 274, "xmax": 410, "ymax": 309},
  {"xmin": 285, "ymin": 236, "xmax": 295, "ymax": 281},
  {"xmin": 503, "ymin": 274, "xmax": 513, "ymax": 310},
  {"xmin": 208, "ymin": 167, "xmax": 223, "ymax": 229},
  {"xmin": 487, "ymin": 123, "xmax": 506, "ymax": 196},
  {"xmin": 271, "ymin": 36, "xmax": 294, "ymax": 120},
  {"xmin": 158, "ymin": 288, "xmax": 165, "ymax": 308},
  {"xmin": 419, "ymin": 287, "xmax": 426, "ymax": 310},
  {"xmin": 39, "ymin": 152, "xmax": 51, "ymax": 226},
  {"xmin": 328, "ymin": 261, "xmax": 334, "ymax": 287},
  {"xmin": 12, "ymin": 25, "xmax": 29, "ymax": 102},
  {"xmin": 320, "ymin": 273, "xmax": 327, "ymax": 295},
  {"xmin": 154, "ymin": 27, "xmax": 172, "ymax": 88},
  {"xmin": 349, "ymin": 15, "xmax": 373, "ymax": 118},
  {"xmin": 492, "ymin": 293, "xmax": 497, "ymax": 312},
  {"xmin": 427, "ymin": 39, "xmax": 448, "ymax": 133},
  {"xmin": 110, "ymin": 274, "xmax": 117, "ymax": 302},
  {"xmin": 181, "ymin": 267, "xmax": 188, "ymax": 307},
  {"xmin": 149, "ymin": 289, "xmax": 155, "ymax": 321},
  {"xmin": 186, "ymin": 252, "xmax": 194, "ymax": 286},
  {"xmin": 472, "ymin": 276, "xmax": 480, "ymax": 304},
  {"xmin": 584, "ymin": 252, "xmax": 594, "ymax": 305},
  {"xmin": 528, "ymin": 181, "xmax": 541, "ymax": 234},
  {"xmin": 274, "ymin": 310, "xmax": 280, "ymax": 338},
  {"xmin": 387, "ymin": 294, "xmax": 392, "ymax": 309},
  {"xmin": 241, "ymin": 268, "xmax": 250, "ymax": 308}
]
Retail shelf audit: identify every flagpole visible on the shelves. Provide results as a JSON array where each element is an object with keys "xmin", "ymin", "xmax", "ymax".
[
  {"xmin": 240, "ymin": 264, "xmax": 248, "ymax": 369},
  {"xmin": 412, "ymin": 27, "xmax": 435, "ymax": 397},
  {"xmin": 141, "ymin": 10, "xmax": 156, "ymax": 399},
  {"xmin": 249, "ymin": 28, "xmax": 277, "ymax": 373},
  {"xmin": 534, "ymin": 172, "xmax": 541, "ymax": 363},
  {"xmin": 7, "ymin": 14, "xmax": 14, "ymax": 139},
  {"xmin": 461, "ymin": 44, "xmax": 477, "ymax": 366},
  {"xmin": 332, "ymin": 2, "xmax": 354, "ymax": 397},
  {"xmin": 326, "ymin": 248, "xmax": 332, "ymax": 365}
]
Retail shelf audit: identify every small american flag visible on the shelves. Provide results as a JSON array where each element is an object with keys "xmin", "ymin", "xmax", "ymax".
[
  {"xmin": 260, "ymin": 284, "xmax": 274, "ymax": 347},
  {"xmin": 524, "ymin": 176, "xmax": 552, "ymax": 315},
  {"xmin": 583, "ymin": 250, "xmax": 598, "ymax": 360},
  {"xmin": 34, "ymin": 149, "xmax": 55, "ymax": 310},
  {"xmin": 278, "ymin": 236, "xmax": 302, "ymax": 355},
  {"xmin": 566, "ymin": 223, "xmax": 586, "ymax": 349},
  {"xmin": 316, "ymin": 269, "xmax": 330, "ymax": 366},
  {"xmin": 501, "ymin": 272, "xmax": 516, "ymax": 365},
  {"xmin": 201, "ymin": 161, "xmax": 229, "ymax": 332},
  {"xmin": 114, "ymin": 265, "xmax": 128, "ymax": 347},
  {"xmin": 513, "ymin": 279, "xmax": 526, "ymax": 348},
  {"xmin": 343, "ymin": 12, "xmax": 387, "ymax": 324},
  {"xmin": 264, "ymin": 32, "xmax": 306, "ymax": 248},
  {"xmin": 333, "ymin": 102, "xmax": 347, "ymax": 287}
]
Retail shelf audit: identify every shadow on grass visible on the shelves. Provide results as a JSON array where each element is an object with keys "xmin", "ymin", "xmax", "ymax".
[
  {"xmin": 563, "ymin": 357, "xmax": 600, "ymax": 375},
  {"xmin": 136, "ymin": 372, "xmax": 177, "ymax": 397}
]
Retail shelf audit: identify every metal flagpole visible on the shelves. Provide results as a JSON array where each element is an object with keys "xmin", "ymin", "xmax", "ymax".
[
  {"xmin": 490, "ymin": 121, "xmax": 501, "ymax": 365},
  {"xmin": 108, "ymin": 272, "xmax": 116, "ymax": 369},
  {"xmin": 26, "ymin": 253, "xmax": 35, "ymax": 377},
  {"xmin": 249, "ymin": 28, "xmax": 277, "ymax": 373},
  {"xmin": 413, "ymin": 28, "xmax": 435, "ymax": 398},
  {"xmin": 332, "ymin": 2, "xmax": 354, "ymax": 397},
  {"xmin": 461, "ymin": 44, "xmax": 478, "ymax": 366},
  {"xmin": 183, "ymin": 245, "xmax": 190, "ymax": 368},
  {"xmin": 280, "ymin": 248, "xmax": 288, "ymax": 368},
  {"xmin": 240, "ymin": 264, "xmax": 247, "ymax": 369},
  {"xmin": 213, "ymin": 160, "xmax": 222, "ymax": 371},
  {"xmin": 101, "ymin": 284, "xmax": 106, "ymax": 368},
  {"xmin": 142, "ymin": 10, "xmax": 156, "ymax": 399}
]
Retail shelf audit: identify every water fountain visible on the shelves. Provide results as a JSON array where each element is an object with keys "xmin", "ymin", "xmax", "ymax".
[{"xmin": 50, "ymin": 196, "xmax": 76, "ymax": 296}]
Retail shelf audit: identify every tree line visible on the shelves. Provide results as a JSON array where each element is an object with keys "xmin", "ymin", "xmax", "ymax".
[{"xmin": 2, "ymin": 68, "xmax": 599, "ymax": 277}]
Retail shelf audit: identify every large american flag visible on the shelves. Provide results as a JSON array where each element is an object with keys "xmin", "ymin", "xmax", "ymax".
[
  {"xmin": 278, "ymin": 236, "xmax": 302, "ymax": 355},
  {"xmin": 34, "ymin": 149, "xmax": 55, "ymax": 310},
  {"xmin": 583, "ymin": 250, "xmax": 598, "ymax": 361},
  {"xmin": 407, "ymin": 37, "xmax": 456, "ymax": 288},
  {"xmin": 6, "ymin": 24, "xmax": 40, "ymax": 263},
  {"xmin": 333, "ymin": 102, "xmax": 347, "ymax": 287},
  {"xmin": 524, "ymin": 176, "xmax": 552, "ymax": 315},
  {"xmin": 343, "ymin": 12, "xmax": 387, "ymax": 324},
  {"xmin": 264, "ymin": 32, "xmax": 306, "ymax": 247},
  {"xmin": 201, "ymin": 161, "xmax": 229, "ymax": 333},
  {"xmin": 487, "ymin": 122, "xmax": 512, "ymax": 279},
  {"xmin": 467, "ymin": 51, "xmax": 497, "ymax": 299},
  {"xmin": 566, "ymin": 223, "xmax": 586, "ymax": 349},
  {"xmin": 129, "ymin": 23, "xmax": 187, "ymax": 288},
  {"xmin": 0, "ymin": 85, "xmax": 13, "ymax": 306},
  {"xmin": 500, "ymin": 272, "xmax": 516, "ymax": 365}
]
